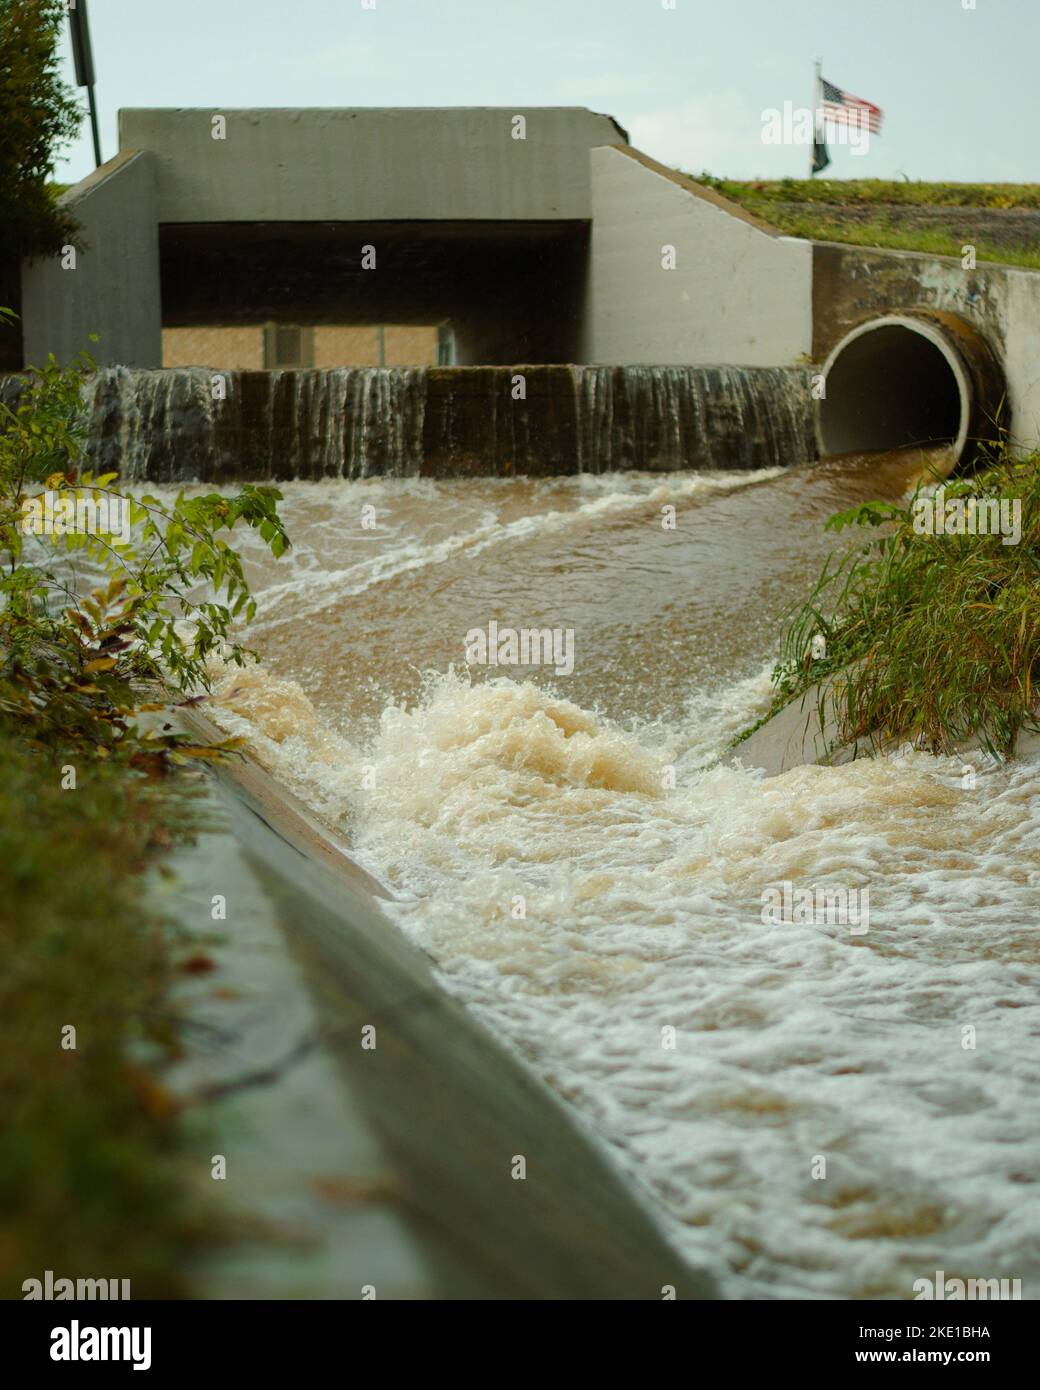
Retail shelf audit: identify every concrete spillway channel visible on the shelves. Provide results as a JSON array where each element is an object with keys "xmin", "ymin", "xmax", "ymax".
[
  {"xmin": 815, "ymin": 310, "xmax": 1008, "ymax": 468},
  {"xmin": 167, "ymin": 707, "xmax": 716, "ymax": 1300}
]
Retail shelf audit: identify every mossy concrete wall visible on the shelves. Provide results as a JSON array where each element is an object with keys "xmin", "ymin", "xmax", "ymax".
[{"xmin": 812, "ymin": 242, "xmax": 1040, "ymax": 451}]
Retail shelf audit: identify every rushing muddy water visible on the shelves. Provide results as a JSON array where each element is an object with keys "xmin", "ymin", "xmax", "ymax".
[{"xmin": 187, "ymin": 451, "xmax": 1040, "ymax": 1300}]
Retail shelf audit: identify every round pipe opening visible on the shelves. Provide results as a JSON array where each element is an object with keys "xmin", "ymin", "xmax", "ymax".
[{"xmin": 816, "ymin": 315, "xmax": 973, "ymax": 463}]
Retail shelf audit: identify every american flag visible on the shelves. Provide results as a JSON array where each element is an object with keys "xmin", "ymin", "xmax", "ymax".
[{"xmin": 820, "ymin": 78, "xmax": 883, "ymax": 135}]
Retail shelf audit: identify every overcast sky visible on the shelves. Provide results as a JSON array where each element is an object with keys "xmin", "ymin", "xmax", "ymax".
[{"xmin": 55, "ymin": 0, "xmax": 1036, "ymax": 185}]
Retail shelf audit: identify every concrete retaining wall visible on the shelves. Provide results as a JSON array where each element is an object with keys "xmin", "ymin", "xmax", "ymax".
[
  {"xmin": 584, "ymin": 146, "xmax": 814, "ymax": 366},
  {"xmin": 21, "ymin": 150, "xmax": 162, "ymax": 369}
]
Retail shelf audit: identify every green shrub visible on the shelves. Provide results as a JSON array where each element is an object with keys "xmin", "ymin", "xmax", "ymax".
[
  {"xmin": 0, "ymin": 316, "xmax": 289, "ymax": 761},
  {"xmin": 768, "ymin": 445, "xmax": 1040, "ymax": 758}
]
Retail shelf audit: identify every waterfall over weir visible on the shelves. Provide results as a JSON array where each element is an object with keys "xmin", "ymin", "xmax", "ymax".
[{"xmin": 64, "ymin": 365, "xmax": 814, "ymax": 482}]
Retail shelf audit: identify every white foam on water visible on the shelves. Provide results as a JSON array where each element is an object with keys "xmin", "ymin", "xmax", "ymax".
[{"xmin": 206, "ymin": 659, "xmax": 1040, "ymax": 1300}]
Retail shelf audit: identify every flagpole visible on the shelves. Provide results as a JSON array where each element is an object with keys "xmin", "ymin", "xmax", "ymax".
[
  {"xmin": 811, "ymin": 56, "xmax": 822, "ymax": 177},
  {"xmin": 69, "ymin": 0, "xmax": 102, "ymax": 169}
]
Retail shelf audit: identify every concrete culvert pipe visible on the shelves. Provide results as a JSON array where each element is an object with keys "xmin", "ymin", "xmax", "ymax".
[{"xmin": 815, "ymin": 312, "xmax": 1007, "ymax": 470}]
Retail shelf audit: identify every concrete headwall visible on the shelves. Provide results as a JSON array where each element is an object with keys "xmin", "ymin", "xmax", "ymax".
[
  {"xmin": 21, "ymin": 107, "xmax": 617, "ymax": 369},
  {"xmin": 118, "ymin": 107, "xmax": 625, "ymax": 223},
  {"xmin": 20, "ymin": 150, "xmax": 162, "ymax": 369},
  {"xmin": 14, "ymin": 106, "xmax": 1038, "ymax": 435},
  {"xmin": 813, "ymin": 242, "xmax": 1040, "ymax": 452},
  {"xmin": 584, "ymin": 146, "xmax": 813, "ymax": 367}
]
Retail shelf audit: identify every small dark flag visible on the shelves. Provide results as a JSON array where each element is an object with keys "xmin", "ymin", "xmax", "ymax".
[{"xmin": 812, "ymin": 135, "xmax": 830, "ymax": 174}]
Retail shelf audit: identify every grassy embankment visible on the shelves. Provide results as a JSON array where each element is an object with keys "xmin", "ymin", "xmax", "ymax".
[
  {"xmin": 0, "ymin": 737, "xmax": 213, "ymax": 1295},
  {"xmin": 751, "ymin": 444, "xmax": 1040, "ymax": 758},
  {"xmin": 693, "ymin": 176, "xmax": 1040, "ymax": 270},
  {"xmin": 0, "ymin": 322, "xmax": 288, "ymax": 1297}
]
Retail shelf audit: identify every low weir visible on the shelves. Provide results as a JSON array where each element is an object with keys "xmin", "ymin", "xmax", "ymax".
[{"xmin": 48, "ymin": 364, "xmax": 816, "ymax": 482}]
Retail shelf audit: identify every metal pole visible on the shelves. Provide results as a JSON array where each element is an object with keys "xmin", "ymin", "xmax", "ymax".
[
  {"xmin": 85, "ymin": 83, "xmax": 102, "ymax": 168},
  {"xmin": 68, "ymin": 0, "xmax": 102, "ymax": 168},
  {"xmin": 811, "ymin": 57, "xmax": 822, "ymax": 177}
]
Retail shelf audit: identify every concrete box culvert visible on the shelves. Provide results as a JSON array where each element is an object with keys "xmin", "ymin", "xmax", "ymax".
[{"xmin": 815, "ymin": 312, "xmax": 1007, "ymax": 469}]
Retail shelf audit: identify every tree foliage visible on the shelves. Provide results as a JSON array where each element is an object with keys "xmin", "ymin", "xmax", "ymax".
[{"xmin": 0, "ymin": 0, "xmax": 83, "ymax": 264}]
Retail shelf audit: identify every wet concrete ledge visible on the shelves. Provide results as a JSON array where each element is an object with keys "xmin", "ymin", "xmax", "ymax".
[
  {"xmin": 173, "ymin": 705, "xmax": 717, "ymax": 1299},
  {"xmin": 736, "ymin": 678, "xmax": 1040, "ymax": 778},
  {"xmin": 43, "ymin": 363, "xmax": 815, "ymax": 482}
]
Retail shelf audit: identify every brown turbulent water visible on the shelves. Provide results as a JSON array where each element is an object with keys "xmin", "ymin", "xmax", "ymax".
[
  {"xmin": 224, "ymin": 450, "xmax": 930, "ymax": 731},
  {"xmin": 178, "ymin": 446, "xmax": 1040, "ymax": 1300}
]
